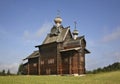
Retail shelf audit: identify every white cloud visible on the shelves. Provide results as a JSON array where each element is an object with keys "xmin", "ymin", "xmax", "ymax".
[
  {"xmin": 86, "ymin": 26, "xmax": 120, "ymax": 70},
  {"xmin": 86, "ymin": 51, "xmax": 120, "ymax": 70},
  {"xmin": 114, "ymin": 52, "xmax": 120, "ymax": 62},
  {"xmin": 23, "ymin": 22, "xmax": 52, "ymax": 42},
  {"xmin": 102, "ymin": 27, "xmax": 120, "ymax": 43},
  {"xmin": 0, "ymin": 63, "xmax": 19, "ymax": 74}
]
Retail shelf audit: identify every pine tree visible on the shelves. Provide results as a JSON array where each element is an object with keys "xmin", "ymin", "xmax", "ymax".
[
  {"xmin": 17, "ymin": 63, "xmax": 24, "ymax": 75},
  {"xmin": 2, "ymin": 69, "xmax": 6, "ymax": 76},
  {"xmin": 7, "ymin": 69, "xmax": 11, "ymax": 75}
]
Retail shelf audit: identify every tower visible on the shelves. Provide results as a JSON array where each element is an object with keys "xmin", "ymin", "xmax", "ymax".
[{"xmin": 72, "ymin": 21, "xmax": 79, "ymax": 40}]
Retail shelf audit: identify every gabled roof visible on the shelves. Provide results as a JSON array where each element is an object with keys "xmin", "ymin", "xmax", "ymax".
[
  {"xmin": 63, "ymin": 36, "xmax": 85, "ymax": 48},
  {"xmin": 62, "ymin": 35, "xmax": 90, "ymax": 54},
  {"xmin": 60, "ymin": 47, "xmax": 90, "ymax": 54},
  {"xmin": 60, "ymin": 47, "xmax": 80, "ymax": 52},
  {"xmin": 84, "ymin": 48, "xmax": 90, "ymax": 54},
  {"xmin": 43, "ymin": 26, "xmax": 71, "ymax": 44},
  {"xmin": 24, "ymin": 50, "xmax": 39, "ymax": 60}
]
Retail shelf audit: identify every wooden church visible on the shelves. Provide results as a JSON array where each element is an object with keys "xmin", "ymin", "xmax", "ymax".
[{"xmin": 22, "ymin": 16, "xmax": 90, "ymax": 75}]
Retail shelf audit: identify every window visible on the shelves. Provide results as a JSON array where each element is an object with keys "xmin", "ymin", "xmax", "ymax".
[
  {"xmin": 48, "ymin": 59, "xmax": 54, "ymax": 64},
  {"xmin": 46, "ymin": 68, "xmax": 51, "ymax": 75},
  {"xmin": 64, "ymin": 58, "xmax": 68, "ymax": 62},
  {"xmin": 41, "ymin": 61, "xmax": 44, "ymax": 65},
  {"xmin": 80, "ymin": 56, "xmax": 84, "ymax": 62},
  {"xmin": 33, "ymin": 63, "xmax": 37, "ymax": 67}
]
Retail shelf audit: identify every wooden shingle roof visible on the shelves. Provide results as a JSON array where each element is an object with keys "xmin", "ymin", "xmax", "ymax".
[
  {"xmin": 62, "ymin": 35, "xmax": 90, "ymax": 54},
  {"xmin": 24, "ymin": 50, "xmax": 39, "ymax": 60},
  {"xmin": 43, "ymin": 26, "xmax": 70, "ymax": 44}
]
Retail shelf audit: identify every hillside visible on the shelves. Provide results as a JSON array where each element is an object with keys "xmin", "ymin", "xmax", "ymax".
[
  {"xmin": 0, "ymin": 71, "xmax": 120, "ymax": 84},
  {"xmin": 87, "ymin": 62, "xmax": 120, "ymax": 74}
]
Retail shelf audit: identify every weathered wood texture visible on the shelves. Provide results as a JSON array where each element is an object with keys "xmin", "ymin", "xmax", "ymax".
[
  {"xmin": 39, "ymin": 43, "xmax": 57, "ymax": 75},
  {"xmin": 22, "ymin": 18, "xmax": 90, "ymax": 75},
  {"xmin": 28, "ymin": 58, "xmax": 38, "ymax": 75}
]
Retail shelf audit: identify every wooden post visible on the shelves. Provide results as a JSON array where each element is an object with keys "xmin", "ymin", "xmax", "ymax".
[
  {"xmin": 83, "ymin": 51, "xmax": 85, "ymax": 74},
  {"xmin": 69, "ymin": 56, "xmax": 71, "ymax": 74},
  {"xmin": 38, "ymin": 56, "xmax": 40, "ymax": 75},
  {"xmin": 78, "ymin": 49, "xmax": 83, "ymax": 75},
  {"xmin": 27, "ymin": 63, "xmax": 30, "ymax": 75},
  {"xmin": 57, "ymin": 43, "xmax": 61, "ymax": 75},
  {"xmin": 78, "ymin": 48, "xmax": 85, "ymax": 75},
  {"xmin": 38, "ymin": 49, "xmax": 41, "ymax": 75},
  {"xmin": 78, "ymin": 51, "xmax": 80, "ymax": 75}
]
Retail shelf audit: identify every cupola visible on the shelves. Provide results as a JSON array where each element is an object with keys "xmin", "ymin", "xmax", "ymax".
[
  {"xmin": 54, "ymin": 16, "xmax": 62, "ymax": 27},
  {"xmin": 72, "ymin": 21, "xmax": 79, "ymax": 40}
]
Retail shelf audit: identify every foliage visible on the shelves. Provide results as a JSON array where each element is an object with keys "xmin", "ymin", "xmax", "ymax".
[
  {"xmin": 0, "ymin": 69, "xmax": 14, "ymax": 76},
  {"xmin": 87, "ymin": 62, "xmax": 120, "ymax": 74},
  {"xmin": 0, "ymin": 71, "xmax": 120, "ymax": 84},
  {"xmin": 17, "ymin": 63, "xmax": 24, "ymax": 75},
  {"xmin": 0, "ymin": 70, "xmax": 6, "ymax": 76},
  {"xmin": 7, "ymin": 69, "xmax": 11, "ymax": 75}
]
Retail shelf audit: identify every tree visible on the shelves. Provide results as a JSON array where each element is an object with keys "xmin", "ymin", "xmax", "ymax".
[
  {"xmin": 87, "ymin": 62, "xmax": 120, "ymax": 74},
  {"xmin": 0, "ymin": 71, "xmax": 2, "ymax": 75},
  {"xmin": 2, "ymin": 69, "xmax": 6, "ymax": 76},
  {"xmin": 7, "ymin": 69, "xmax": 11, "ymax": 75},
  {"xmin": 17, "ymin": 63, "xmax": 24, "ymax": 75}
]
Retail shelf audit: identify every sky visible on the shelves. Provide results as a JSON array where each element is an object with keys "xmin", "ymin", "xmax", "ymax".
[{"xmin": 0, "ymin": 0, "xmax": 120, "ymax": 73}]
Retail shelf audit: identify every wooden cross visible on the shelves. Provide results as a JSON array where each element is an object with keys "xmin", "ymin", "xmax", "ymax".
[
  {"xmin": 74, "ymin": 21, "xmax": 77, "ymax": 29},
  {"xmin": 57, "ymin": 10, "xmax": 60, "ymax": 16}
]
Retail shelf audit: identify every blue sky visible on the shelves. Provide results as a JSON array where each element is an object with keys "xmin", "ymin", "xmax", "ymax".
[{"xmin": 0, "ymin": 0, "xmax": 120, "ymax": 73}]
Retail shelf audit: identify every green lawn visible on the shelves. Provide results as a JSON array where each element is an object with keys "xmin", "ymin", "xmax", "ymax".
[{"xmin": 0, "ymin": 71, "xmax": 120, "ymax": 84}]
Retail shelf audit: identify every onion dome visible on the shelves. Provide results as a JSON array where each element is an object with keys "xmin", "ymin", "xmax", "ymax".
[
  {"xmin": 72, "ymin": 29, "xmax": 79, "ymax": 35},
  {"xmin": 72, "ymin": 21, "xmax": 79, "ymax": 40},
  {"xmin": 54, "ymin": 16, "xmax": 62, "ymax": 27}
]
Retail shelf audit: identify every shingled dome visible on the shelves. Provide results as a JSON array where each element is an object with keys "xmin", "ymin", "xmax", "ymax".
[{"xmin": 54, "ymin": 16, "xmax": 62, "ymax": 24}]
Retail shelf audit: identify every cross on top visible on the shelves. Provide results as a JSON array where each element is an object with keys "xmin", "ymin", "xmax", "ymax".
[
  {"xmin": 74, "ymin": 21, "xmax": 77, "ymax": 29},
  {"xmin": 57, "ymin": 10, "xmax": 60, "ymax": 17}
]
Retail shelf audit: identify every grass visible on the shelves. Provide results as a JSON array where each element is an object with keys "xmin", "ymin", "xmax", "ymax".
[{"xmin": 0, "ymin": 71, "xmax": 120, "ymax": 84}]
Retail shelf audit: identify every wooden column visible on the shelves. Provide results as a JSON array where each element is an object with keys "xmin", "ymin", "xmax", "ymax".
[
  {"xmin": 69, "ymin": 55, "xmax": 71, "ymax": 74},
  {"xmin": 83, "ymin": 51, "xmax": 85, "ymax": 74},
  {"xmin": 78, "ymin": 48, "xmax": 85, "ymax": 75},
  {"xmin": 27, "ymin": 63, "xmax": 30, "ymax": 75},
  {"xmin": 56, "ymin": 51, "xmax": 59, "ymax": 75},
  {"xmin": 38, "ymin": 56, "xmax": 40, "ymax": 75},
  {"xmin": 38, "ymin": 49, "xmax": 41, "ymax": 75},
  {"xmin": 78, "ymin": 51, "xmax": 80, "ymax": 75},
  {"xmin": 57, "ymin": 43, "xmax": 62, "ymax": 75},
  {"xmin": 78, "ymin": 49, "xmax": 83, "ymax": 75}
]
